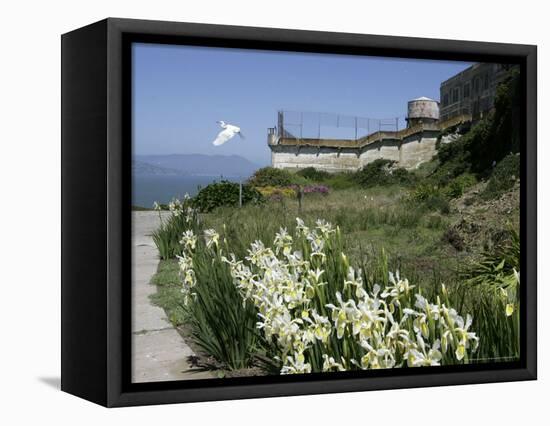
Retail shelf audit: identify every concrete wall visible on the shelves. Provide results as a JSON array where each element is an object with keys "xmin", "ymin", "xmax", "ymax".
[
  {"xmin": 271, "ymin": 130, "xmax": 439, "ymax": 171},
  {"xmin": 398, "ymin": 131, "xmax": 438, "ymax": 169},
  {"xmin": 271, "ymin": 145, "xmax": 360, "ymax": 172},
  {"xmin": 359, "ymin": 140, "xmax": 401, "ymax": 167}
]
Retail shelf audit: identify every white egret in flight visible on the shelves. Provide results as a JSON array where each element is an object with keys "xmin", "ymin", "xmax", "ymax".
[{"xmin": 212, "ymin": 121, "xmax": 244, "ymax": 146}]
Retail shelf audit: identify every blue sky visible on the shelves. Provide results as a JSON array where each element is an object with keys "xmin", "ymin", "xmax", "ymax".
[{"xmin": 133, "ymin": 43, "xmax": 472, "ymax": 165}]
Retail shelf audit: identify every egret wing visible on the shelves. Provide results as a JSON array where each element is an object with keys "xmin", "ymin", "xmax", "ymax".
[
  {"xmin": 225, "ymin": 124, "xmax": 240, "ymax": 133},
  {"xmin": 212, "ymin": 128, "xmax": 236, "ymax": 146}
]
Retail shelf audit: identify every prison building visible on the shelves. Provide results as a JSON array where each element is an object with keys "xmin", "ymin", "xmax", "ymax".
[
  {"xmin": 268, "ymin": 64, "xmax": 517, "ymax": 173},
  {"xmin": 439, "ymin": 63, "xmax": 517, "ymax": 122}
]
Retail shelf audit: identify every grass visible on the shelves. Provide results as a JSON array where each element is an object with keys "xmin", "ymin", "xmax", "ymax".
[
  {"xmin": 482, "ymin": 154, "xmax": 520, "ymax": 200},
  {"xmin": 150, "ymin": 259, "xmax": 189, "ymax": 327},
  {"xmin": 200, "ymin": 186, "xmax": 462, "ymax": 290}
]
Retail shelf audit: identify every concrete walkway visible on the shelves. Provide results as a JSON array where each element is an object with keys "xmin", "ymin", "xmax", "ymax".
[{"xmin": 132, "ymin": 211, "xmax": 212, "ymax": 383}]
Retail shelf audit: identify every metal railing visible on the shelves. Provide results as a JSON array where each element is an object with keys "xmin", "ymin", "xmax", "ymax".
[{"xmin": 277, "ymin": 110, "xmax": 400, "ymax": 141}]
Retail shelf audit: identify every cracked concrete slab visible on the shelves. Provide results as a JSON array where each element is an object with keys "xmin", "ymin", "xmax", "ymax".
[{"xmin": 131, "ymin": 211, "xmax": 213, "ymax": 382}]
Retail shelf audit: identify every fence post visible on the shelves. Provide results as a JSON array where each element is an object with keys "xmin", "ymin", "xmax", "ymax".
[{"xmin": 239, "ymin": 180, "xmax": 243, "ymax": 208}]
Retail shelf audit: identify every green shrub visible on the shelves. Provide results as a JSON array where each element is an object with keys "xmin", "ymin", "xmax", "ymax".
[
  {"xmin": 411, "ymin": 183, "xmax": 440, "ymax": 202},
  {"xmin": 433, "ymin": 69, "xmax": 520, "ymax": 183},
  {"xmin": 324, "ymin": 173, "xmax": 357, "ymax": 190},
  {"xmin": 432, "ymin": 136, "xmax": 473, "ymax": 186},
  {"xmin": 296, "ymin": 167, "xmax": 331, "ymax": 181},
  {"xmin": 247, "ymin": 167, "xmax": 295, "ymax": 187},
  {"xmin": 193, "ymin": 180, "xmax": 264, "ymax": 213},
  {"xmin": 471, "ymin": 70, "xmax": 521, "ymax": 173},
  {"xmin": 410, "ymin": 184, "xmax": 450, "ymax": 214},
  {"xmin": 354, "ymin": 160, "xmax": 416, "ymax": 188},
  {"xmin": 482, "ymin": 154, "xmax": 520, "ymax": 200},
  {"xmin": 354, "ymin": 159, "xmax": 395, "ymax": 187},
  {"xmin": 414, "ymin": 159, "xmax": 440, "ymax": 179},
  {"xmin": 132, "ymin": 205, "xmax": 152, "ymax": 211},
  {"xmin": 444, "ymin": 173, "xmax": 478, "ymax": 199},
  {"xmin": 391, "ymin": 167, "xmax": 417, "ymax": 186}
]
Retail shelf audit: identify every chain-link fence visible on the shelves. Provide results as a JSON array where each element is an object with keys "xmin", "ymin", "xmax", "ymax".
[{"xmin": 277, "ymin": 110, "xmax": 401, "ymax": 141}]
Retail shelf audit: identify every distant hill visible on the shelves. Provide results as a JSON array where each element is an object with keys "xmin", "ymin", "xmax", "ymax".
[
  {"xmin": 134, "ymin": 154, "xmax": 260, "ymax": 177},
  {"xmin": 132, "ymin": 160, "xmax": 183, "ymax": 176}
]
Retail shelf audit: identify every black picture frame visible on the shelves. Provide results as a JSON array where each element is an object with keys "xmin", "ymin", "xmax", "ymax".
[{"xmin": 61, "ymin": 17, "xmax": 537, "ymax": 407}]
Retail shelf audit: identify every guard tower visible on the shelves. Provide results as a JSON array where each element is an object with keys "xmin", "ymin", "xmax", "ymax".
[{"xmin": 406, "ymin": 97, "xmax": 440, "ymax": 127}]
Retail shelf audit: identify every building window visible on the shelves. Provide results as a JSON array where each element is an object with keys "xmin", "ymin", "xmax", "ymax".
[
  {"xmin": 474, "ymin": 77, "xmax": 480, "ymax": 94},
  {"xmin": 463, "ymin": 83, "xmax": 470, "ymax": 98},
  {"xmin": 443, "ymin": 93, "xmax": 449, "ymax": 106},
  {"xmin": 452, "ymin": 87, "xmax": 459, "ymax": 103},
  {"xmin": 484, "ymin": 74, "xmax": 489, "ymax": 90}
]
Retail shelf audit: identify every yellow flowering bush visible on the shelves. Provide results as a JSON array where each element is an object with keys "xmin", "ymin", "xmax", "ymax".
[{"xmin": 256, "ymin": 186, "xmax": 297, "ymax": 200}]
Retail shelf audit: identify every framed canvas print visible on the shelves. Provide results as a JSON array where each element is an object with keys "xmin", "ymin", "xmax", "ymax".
[{"xmin": 61, "ymin": 18, "xmax": 537, "ymax": 407}]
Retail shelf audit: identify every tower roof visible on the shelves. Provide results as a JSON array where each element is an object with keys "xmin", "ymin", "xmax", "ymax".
[{"xmin": 410, "ymin": 96, "xmax": 436, "ymax": 101}]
